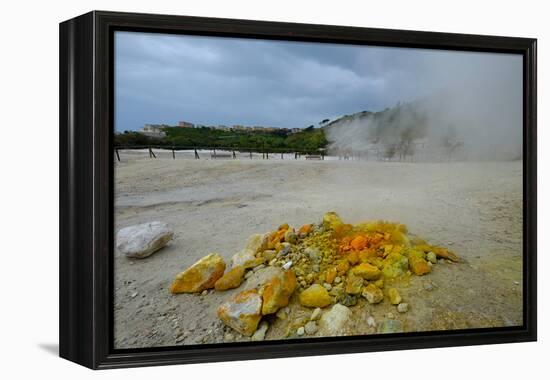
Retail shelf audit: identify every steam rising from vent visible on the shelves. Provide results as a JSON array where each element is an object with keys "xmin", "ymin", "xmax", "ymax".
[{"xmin": 325, "ymin": 53, "xmax": 523, "ymax": 162}]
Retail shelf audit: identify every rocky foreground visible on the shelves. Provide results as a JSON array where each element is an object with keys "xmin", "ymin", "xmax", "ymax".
[{"xmin": 169, "ymin": 212, "xmax": 460, "ymax": 340}]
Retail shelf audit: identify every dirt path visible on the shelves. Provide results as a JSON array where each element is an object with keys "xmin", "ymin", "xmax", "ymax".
[{"xmin": 114, "ymin": 157, "xmax": 522, "ymax": 348}]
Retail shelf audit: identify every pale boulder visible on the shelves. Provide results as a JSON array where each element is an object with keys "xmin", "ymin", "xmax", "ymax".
[
  {"xmin": 231, "ymin": 249, "xmax": 256, "ymax": 268},
  {"xmin": 318, "ymin": 304, "xmax": 351, "ymax": 336},
  {"xmin": 217, "ymin": 289, "xmax": 263, "ymax": 336},
  {"xmin": 116, "ymin": 221, "xmax": 173, "ymax": 259},
  {"xmin": 170, "ymin": 253, "xmax": 226, "ymax": 293}
]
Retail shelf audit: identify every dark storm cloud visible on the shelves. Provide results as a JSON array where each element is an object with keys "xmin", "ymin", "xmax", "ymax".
[{"xmin": 114, "ymin": 31, "xmax": 522, "ymax": 133}]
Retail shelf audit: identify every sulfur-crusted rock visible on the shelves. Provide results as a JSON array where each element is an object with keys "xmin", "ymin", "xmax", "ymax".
[
  {"xmin": 261, "ymin": 270, "xmax": 297, "ymax": 315},
  {"xmin": 351, "ymin": 263, "xmax": 382, "ymax": 280},
  {"xmin": 350, "ymin": 235, "xmax": 367, "ymax": 251},
  {"xmin": 217, "ymin": 289, "xmax": 263, "ymax": 336},
  {"xmin": 284, "ymin": 229, "xmax": 297, "ymax": 244},
  {"xmin": 426, "ymin": 251, "xmax": 438, "ymax": 264},
  {"xmin": 318, "ymin": 304, "xmax": 351, "ymax": 336},
  {"xmin": 231, "ymin": 248, "xmax": 256, "ymax": 268},
  {"xmin": 116, "ymin": 221, "xmax": 173, "ymax": 259},
  {"xmin": 323, "ymin": 212, "xmax": 343, "ymax": 230},
  {"xmin": 171, "ymin": 253, "xmax": 226, "ymax": 293},
  {"xmin": 299, "ymin": 224, "xmax": 313, "ymax": 236},
  {"xmin": 345, "ymin": 274, "xmax": 363, "ymax": 295},
  {"xmin": 325, "ymin": 267, "xmax": 337, "ymax": 284},
  {"xmin": 246, "ymin": 233, "xmax": 268, "ymax": 254},
  {"xmin": 362, "ymin": 284, "xmax": 384, "ymax": 304},
  {"xmin": 382, "ymin": 253, "xmax": 409, "ymax": 278},
  {"xmin": 388, "ymin": 288, "xmax": 402, "ymax": 305},
  {"xmin": 299, "ymin": 284, "xmax": 333, "ymax": 308},
  {"xmin": 214, "ymin": 266, "xmax": 245, "ymax": 291},
  {"xmin": 409, "ymin": 250, "xmax": 431, "ymax": 276}
]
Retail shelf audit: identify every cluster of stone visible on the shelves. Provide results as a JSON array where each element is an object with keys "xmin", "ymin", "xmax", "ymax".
[{"xmin": 169, "ymin": 212, "xmax": 459, "ymax": 338}]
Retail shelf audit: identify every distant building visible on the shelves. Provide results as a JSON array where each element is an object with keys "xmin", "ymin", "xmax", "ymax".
[
  {"xmin": 178, "ymin": 121, "xmax": 195, "ymax": 128},
  {"xmin": 140, "ymin": 124, "xmax": 166, "ymax": 138},
  {"xmin": 290, "ymin": 128, "xmax": 302, "ymax": 133},
  {"xmin": 231, "ymin": 125, "xmax": 246, "ymax": 131}
]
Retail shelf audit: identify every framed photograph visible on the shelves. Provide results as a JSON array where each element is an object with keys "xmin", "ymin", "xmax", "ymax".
[{"xmin": 59, "ymin": 11, "xmax": 537, "ymax": 369}]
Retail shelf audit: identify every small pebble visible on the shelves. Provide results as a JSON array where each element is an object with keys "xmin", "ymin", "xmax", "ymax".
[
  {"xmin": 397, "ymin": 303, "xmax": 409, "ymax": 313},
  {"xmin": 276, "ymin": 309, "xmax": 287, "ymax": 320},
  {"xmin": 386, "ymin": 312, "xmax": 395, "ymax": 319},
  {"xmin": 323, "ymin": 283, "xmax": 332, "ymax": 291},
  {"xmin": 282, "ymin": 261, "xmax": 293, "ymax": 270},
  {"xmin": 426, "ymin": 251, "xmax": 437, "ymax": 264},
  {"xmin": 367, "ymin": 316, "xmax": 376, "ymax": 327},
  {"xmin": 253, "ymin": 264, "xmax": 265, "ymax": 272},
  {"xmin": 224, "ymin": 333, "xmax": 235, "ymax": 342},
  {"xmin": 201, "ymin": 290, "xmax": 208, "ymax": 296},
  {"xmin": 297, "ymin": 327, "xmax": 305, "ymax": 336},
  {"xmin": 310, "ymin": 308, "xmax": 322, "ymax": 321},
  {"xmin": 304, "ymin": 321, "xmax": 318, "ymax": 335},
  {"xmin": 424, "ymin": 282, "xmax": 434, "ymax": 291},
  {"xmin": 130, "ymin": 292, "xmax": 138, "ymax": 298},
  {"xmin": 334, "ymin": 276, "xmax": 342, "ymax": 284}
]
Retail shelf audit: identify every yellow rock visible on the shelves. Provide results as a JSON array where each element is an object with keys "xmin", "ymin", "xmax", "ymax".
[
  {"xmin": 408, "ymin": 250, "xmax": 431, "ymax": 276},
  {"xmin": 299, "ymin": 224, "xmax": 313, "ymax": 236},
  {"xmin": 325, "ymin": 267, "xmax": 337, "ymax": 284},
  {"xmin": 350, "ymin": 235, "xmax": 367, "ymax": 251},
  {"xmin": 362, "ymin": 284, "xmax": 384, "ymax": 304},
  {"xmin": 322, "ymin": 212, "xmax": 343, "ymax": 230},
  {"xmin": 345, "ymin": 274, "xmax": 363, "ymax": 295},
  {"xmin": 214, "ymin": 266, "xmax": 245, "ymax": 291},
  {"xmin": 374, "ymin": 278, "xmax": 385, "ymax": 288},
  {"xmin": 170, "ymin": 253, "xmax": 226, "ymax": 294},
  {"xmin": 299, "ymin": 284, "xmax": 333, "ymax": 308},
  {"xmin": 388, "ymin": 288, "xmax": 402, "ymax": 305},
  {"xmin": 261, "ymin": 270, "xmax": 297, "ymax": 315},
  {"xmin": 351, "ymin": 263, "xmax": 381, "ymax": 280},
  {"xmin": 245, "ymin": 233, "xmax": 268, "ymax": 254},
  {"xmin": 335, "ymin": 260, "xmax": 350, "ymax": 276},
  {"xmin": 217, "ymin": 289, "xmax": 263, "ymax": 336}
]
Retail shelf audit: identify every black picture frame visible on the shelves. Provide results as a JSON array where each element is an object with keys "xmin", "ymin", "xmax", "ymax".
[{"xmin": 59, "ymin": 10, "xmax": 537, "ymax": 370}]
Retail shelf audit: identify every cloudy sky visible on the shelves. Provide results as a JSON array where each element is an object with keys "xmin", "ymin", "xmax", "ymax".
[{"xmin": 114, "ymin": 31, "xmax": 522, "ymax": 132}]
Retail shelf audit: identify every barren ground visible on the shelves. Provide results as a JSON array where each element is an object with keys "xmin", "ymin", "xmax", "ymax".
[{"xmin": 114, "ymin": 153, "xmax": 523, "ymax": 348}]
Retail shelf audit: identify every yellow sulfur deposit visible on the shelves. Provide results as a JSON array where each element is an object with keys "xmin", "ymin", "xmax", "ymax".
[{"xmin": 185, "ymin": 212, "xmax": 459, "ymax": 337}]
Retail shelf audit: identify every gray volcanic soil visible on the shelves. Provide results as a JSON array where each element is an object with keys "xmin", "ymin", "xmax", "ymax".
[{"xmin": 114, "ymin": 155, "xmax": 523, "ymax": 348}]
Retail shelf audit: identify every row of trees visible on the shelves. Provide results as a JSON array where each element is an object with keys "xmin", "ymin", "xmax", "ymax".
[{"xmin": 114, "ymin": 125, "xmax": 328, "ymax": 152}]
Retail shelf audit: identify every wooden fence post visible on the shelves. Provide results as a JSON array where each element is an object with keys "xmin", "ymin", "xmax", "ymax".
[
  {"xmin": 115, "ymin": 148, "xmax": 120, "ymax": 162},
  {"xmin": 194, "ymin": 148, "xmax": 200, "ymax": 159}
]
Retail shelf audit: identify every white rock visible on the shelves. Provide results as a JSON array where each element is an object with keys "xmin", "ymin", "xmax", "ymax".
[
  {"xmin": 297, "ymin": 326, "xmax": 305, "ymax": 336},
  {"xmin": 282, "ymin": 261, "xmax": 293, "ymax": 270},
  {"xmin": 277, "ymin": 242, "xmax": 292, "ymax": 257},
  {"xmin": 367, "ymin": 316, "xmax": 376, "ymax": 327},
  {"xmin": 304, "ymin": 321, "xmax": 318, "ymax": 335},
  {"xmin": 251, "ymin": 321, "xmax": 269, "ymax": 341},
  {"xmin": 310, "ymin": 308, "xmax": 322, "ymax": 321},
  {"xmin": 231, "ymin": 248, "xmax": 256, "ymax": 268},
  {"xmin": 116, "ymin": 221, "xmax": 173, "ymax": 259},
  {"xmin": 319, "ymin": 304, "xmax": 351, "ymax": 336},
  {"xmin": 397, "ymin": 303, "xmax": 409, "ymax": 313}
]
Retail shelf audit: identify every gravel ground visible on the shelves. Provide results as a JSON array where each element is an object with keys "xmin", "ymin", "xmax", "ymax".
[{"xmin": 114, "ymin": 154, "xmax": 523, "ymax": 348}]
